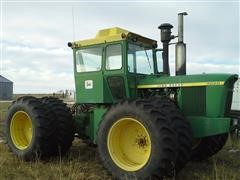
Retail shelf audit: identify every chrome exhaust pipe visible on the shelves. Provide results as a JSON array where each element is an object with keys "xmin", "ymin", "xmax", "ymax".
[{"xmin": 176, "ymin": 12, "xmax": 188, "ymax": 75}]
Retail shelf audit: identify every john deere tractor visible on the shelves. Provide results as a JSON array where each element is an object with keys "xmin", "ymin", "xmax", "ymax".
[{"xmin": 5, "ymin": 12, "xmax": 238, "ymax": 179}]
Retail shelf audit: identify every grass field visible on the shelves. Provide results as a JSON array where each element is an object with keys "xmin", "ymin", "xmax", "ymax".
[
  {"xmin": 0, "ymin": 101, "xmax": 10, "ymax": 138},
  {"xmin": 0, "ymin": 100, "xmax": 240, "ymax": 180}
]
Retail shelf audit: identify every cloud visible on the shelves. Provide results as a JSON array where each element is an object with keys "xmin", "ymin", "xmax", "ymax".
[
  {"xmin": 6, "ymin": 45, "xmax": 70, "ymax": 57},
  {"xmin": 2, "ymin": 42, "xmax": 74, "ymax": 93},
  {"xmin": 1, "ymin": 2, "xmax": 239, "ymax": 93},
  {"xmin": 187, "ymin": 62, "xmax": 238, "ymax": 75},
  {"xmin": 5, "ymin": 65, "xmax": 74, "ymax": 93}
]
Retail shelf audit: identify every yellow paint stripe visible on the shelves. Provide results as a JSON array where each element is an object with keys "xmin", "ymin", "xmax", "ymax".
[{"xmin": 137, "ymin": 81, "xmax": 225, "ymax": 89}]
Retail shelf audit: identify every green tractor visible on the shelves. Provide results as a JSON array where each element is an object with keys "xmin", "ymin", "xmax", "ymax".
[{"xmin": 4, "ymin": 12, "xmax": 238, "ymax": 179}]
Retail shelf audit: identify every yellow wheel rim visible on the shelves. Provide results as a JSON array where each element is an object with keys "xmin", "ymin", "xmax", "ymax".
[
  {"xmin": 107, "ymin": 118, "xmax": 151, "ymax": 171},
  {"xmin": 10, "ymin": 111, "xmax": 33, "ymax": 150}
]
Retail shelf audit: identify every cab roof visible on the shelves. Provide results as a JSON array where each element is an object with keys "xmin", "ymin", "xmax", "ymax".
[{"xmin": 68, "ymin": 27, "xmax": 158, "ymax": 48}]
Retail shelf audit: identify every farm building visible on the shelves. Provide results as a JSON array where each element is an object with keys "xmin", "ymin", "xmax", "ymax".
[{"xmin": 0, "ymin": 75, "xmax": 13, "ymax": 100}]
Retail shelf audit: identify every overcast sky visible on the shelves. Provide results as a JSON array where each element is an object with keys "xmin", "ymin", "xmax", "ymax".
[{"xmin": 0, "ymin": 1, "xmax": 239, "ymax": 93}]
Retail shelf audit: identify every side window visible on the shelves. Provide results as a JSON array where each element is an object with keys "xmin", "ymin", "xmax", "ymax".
[
  {"xmin": 136, "ymin": 50, "xmax": 154, "ymax": 74},
  {"xmin": 127, "ymin": 44, "xmax": 154, "ymax": 75},
  {"xmin": 106, "ymin": 44, "xmax": 122, "ymax": 70},
  {"xmin": 76, "ymin": 47, "xmax": 102, "ymax": 72},
  {"xmin": 128, "ymin": 54, "xmax": 134, "ymax": 73},
  {"xmin": 156, "ymin": 50, "xmax": 163, "ymax": 73}
]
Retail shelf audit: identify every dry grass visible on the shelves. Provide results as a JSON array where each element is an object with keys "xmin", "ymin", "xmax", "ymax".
[
  {"xmin": 177, "ymin": 140, "xmax": 240, "ymax": 180},
  {"xmin": 0, "ymin": 139, "xmax": 111, "ymax": 180},
  {"xmin": 0, "ymin": 138, "xmax": 239, "ymax": 180},
  {"xmin": 0, "ymin": 101, "xmax": 11, "ymax": 138},
  {"xmin": 0, "ymin": 100, "xmax": 239, "ymax": 180}
]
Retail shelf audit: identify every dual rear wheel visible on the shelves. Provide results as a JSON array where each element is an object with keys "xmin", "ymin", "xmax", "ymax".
[{"xmin": 5, "ymin": 96, "xmax": 74, "ymax": 160}]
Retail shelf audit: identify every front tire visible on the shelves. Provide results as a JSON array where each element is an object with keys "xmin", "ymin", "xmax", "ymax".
[
  {"xmin": 151, "ymin": 98, "xmax": 193, "ymax": 172},
  {"xmin": 97, "ymin": 100, "xmax": 177, "ymax": 179},
  {"xmin": 191, "ymin": 133, "xmax": 228, "ymax": 161}
]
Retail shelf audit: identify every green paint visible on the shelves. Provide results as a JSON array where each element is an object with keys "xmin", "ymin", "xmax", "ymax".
[
  {"xmin": 74, "ymin": 106, "xmax": 106, "ymax": 143},
  {"xmin": 181, "ymin": 87, "xmax": 206, "ymax": 116},
  {"xmin": 73, "ymin": 111, "xmax": 90, "ymax": 139},
  {"xmin": 188, "ymin": 116, "xmax": 231, "ymax": 138},
  {"xmin": 93, "ymin": 108, "xmax": 107, "ymax": 143},
  {"xmin": 137, "ymin": 73, "xmax": 237, "ymax": 86}
]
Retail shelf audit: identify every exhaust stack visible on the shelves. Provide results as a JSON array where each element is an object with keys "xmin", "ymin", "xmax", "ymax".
[{"xmin": 176, "ymin": 12, "xmax": 188, "ymax": 75}]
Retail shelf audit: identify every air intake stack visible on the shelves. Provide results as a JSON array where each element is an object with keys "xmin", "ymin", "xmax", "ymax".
[
  {"xmin": 158, "ymin": 23, "xmax": 174, "ymax": 75},
  {"xmin": 176, "ymin": 12, "xmax": 188, "ymax": 75}
]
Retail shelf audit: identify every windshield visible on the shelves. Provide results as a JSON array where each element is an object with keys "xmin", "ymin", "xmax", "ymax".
[{"xmin": 128, "ymin": 44, "xmax": 154, "ymax": 74}]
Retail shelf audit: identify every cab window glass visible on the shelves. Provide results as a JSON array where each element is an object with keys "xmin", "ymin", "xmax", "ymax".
[
  {"xmin": 128, "ymin": 44, "xmax": 154, "ymax": 74},
  {"xmin": 106, "ymin": 44, "xmax": 122, "ymax": 70},
  {"xmin": 156, "ymin": 50, "xmax": 163, "ymax": 72},
  {"xmin": 128, "ymin": 54, "xmax": 134, "ymax": 73},
  {"xmin": 76, "ymin": 47, "xmax": 102, "ymax": 72}
]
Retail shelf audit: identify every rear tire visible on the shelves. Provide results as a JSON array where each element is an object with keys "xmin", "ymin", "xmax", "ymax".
[
  {"xmin": 4, "ymin": 96, "xmax": 57, "ymax": 160},
  {"xmin": 40, "ymin": 97, "xmax": 75, "ymax": 155},
  {"xmin": 97, "ymin": 99, "xmax": 178, "ymax": 179},
  {"xmin": 191, "ymin": 133, "xmax": 228, "ymax": 161}
]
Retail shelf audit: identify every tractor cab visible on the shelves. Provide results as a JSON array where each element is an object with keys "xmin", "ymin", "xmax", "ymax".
[{"xmin": 68, "ymin": 27, "xmax": 163, "ymax": 103}]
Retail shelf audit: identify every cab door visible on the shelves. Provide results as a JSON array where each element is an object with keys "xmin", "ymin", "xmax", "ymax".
[
  {"xmin": 74, "ymin": 46, "xmax": 105, "ymax": 103},
  {"xmin": 103, "ymin": 42, "xmax": 129, "ymax": 102}
]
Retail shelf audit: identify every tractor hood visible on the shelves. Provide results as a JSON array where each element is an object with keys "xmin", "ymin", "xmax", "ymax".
[{"xmin": 137, "ymin": 73, "xmax": 238, "ymax": 89}]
